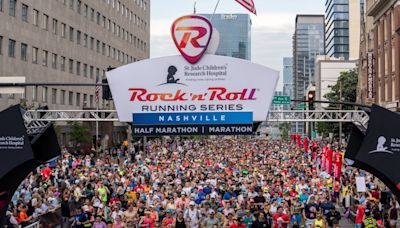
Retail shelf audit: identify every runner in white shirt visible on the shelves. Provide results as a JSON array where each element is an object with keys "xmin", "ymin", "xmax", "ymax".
[{"xmin": 184, "ymin": 201, "xmax": 201, "ymax": 228}]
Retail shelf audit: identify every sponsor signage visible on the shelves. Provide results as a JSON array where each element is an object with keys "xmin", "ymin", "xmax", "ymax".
[
  {"xmin": 107, "ymin": 54, "xmax": 279, "ymax": 123},
  {"xmin": 272, "ymin": 96, "xmax": 291, "ymax": 105},
  {"xmin": 106, "ymin": 14, "xmax": 278, "ymax": 136},
  {"xmin": 132, "ymin": 124, "xmax": 253, "ymax": 136},
  {"xmin": 367, "ymin": 52, "xmax": 375, "ymax": 99},
  {"xmin": 132, "ymin": 112, "xmax": 252, "ymax": 125},
  {"xmin": 171, "ymin": 15, "xmax": 212, "ymax": 64}
]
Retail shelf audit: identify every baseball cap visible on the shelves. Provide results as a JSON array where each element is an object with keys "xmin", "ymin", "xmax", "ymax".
[{"xmin": 189, "ymin": 201, "xmax": 195, "ymax": 206}]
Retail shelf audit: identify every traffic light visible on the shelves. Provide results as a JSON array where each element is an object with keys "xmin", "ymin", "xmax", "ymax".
[
  {"xmin": 102, "ymin": 67, "xmax": 115, "ymax": 100},
  {"xmin": 308, "ymin": 91, "xmax": 315, "ymax": 110}
]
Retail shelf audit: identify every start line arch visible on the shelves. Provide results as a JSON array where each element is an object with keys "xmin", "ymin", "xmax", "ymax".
[{"xmin": 23, "ymin": 109, "xmax": 370, "ymax": 134}]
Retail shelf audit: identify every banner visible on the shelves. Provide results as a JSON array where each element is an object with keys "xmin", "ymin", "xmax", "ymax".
[
  {"xmin": 333, "ymin": 151, "xmax": 343, "ymax": 181},
  {"xmin": 325, "ymin": 148, "xmax": 333, "ymax": 174},
  {"xmin": 303, "ymin": 137, "xmax": 309, "ymax": 152},
  {"xmin": 107, "ymin": 55, "xmax": 279, "ymax": 123},
  {"xmin": 321, "ymin": 146, "xmax": 327, "ymax": 170},
  {"xmin": 356, "ymin": 105, "xmax": 400, "ymax": 193},
  {"xmin": 367, "ymin": 52, "xmax": 375, "ymax": 99}
]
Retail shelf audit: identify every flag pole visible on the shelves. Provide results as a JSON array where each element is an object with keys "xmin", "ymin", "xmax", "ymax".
[
  {"xmin": 96, "ymin": 96, "xmax": 99, "ymax": 152},
  {"xmin": 210, "ymin": 0, "xmax": 221, "ymax": 21}
]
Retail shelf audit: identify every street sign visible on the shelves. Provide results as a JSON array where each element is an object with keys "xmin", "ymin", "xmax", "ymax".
[
  {"xmin": 296, "ymin": 103, "xmax": 306, "ymax": 110},
  {"xmin": 272, "ymin": 96, "xmax": 291, "ymax": 105}
]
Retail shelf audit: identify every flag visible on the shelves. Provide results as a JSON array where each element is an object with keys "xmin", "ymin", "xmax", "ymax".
[
  {"xmin": 234, "ymin": 0, "xmax": 257, "ymax": 15},
  {"xmin": 95, "ymin": 74, "xmax": 100, "ymax": 103}
]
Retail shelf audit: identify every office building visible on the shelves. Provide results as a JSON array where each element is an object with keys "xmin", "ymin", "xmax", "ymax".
[
  {"xmin": 201, "ymin": 14, "xmax": 251, "ymax": 60},
  {"xmin": 293, "ymin": 15, "xmax": 325, "ymax": 101},
  {"xmin": 314, "ymin": 55, "xmax": 357, "ymax": 109},
  {"xmin": 293, "ymin": 15, "xmax": 325, "ymax": 134},
  {"xmin": 0, "ymin": 0, "xmax": 150, "ymax": 145},
  {"xmin": 0, "ymin": 0, "xmax": 150, "ymax": 109},
  {"xmin": 283, "ymin": 57, "xmax": 293, "ymax": 100},
  {"xmin": 325, "ymin": 0, "xmax": 364, "ymax": 60},
  {"xmin": 357, "ymin": 0, "xmax": 400, "ymax": 110}
]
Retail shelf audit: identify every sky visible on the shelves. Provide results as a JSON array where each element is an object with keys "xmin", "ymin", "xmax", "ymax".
[{"xmin": 150, "ymin": 0, "xmax": 325, "ymax": 90}]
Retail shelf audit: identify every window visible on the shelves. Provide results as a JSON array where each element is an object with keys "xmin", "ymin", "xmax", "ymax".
[
  {"xmin": 76, "ymin": 30, "xmax": 81, "ymax": 44},
  {"xmin": 90, "ymin": 66, "xmax": 94, "ymax": 78},
  {"xmin": 83, "ymin": 94, "xmax": 88, "ymax": 107},
  {"xmin": 21, "ymin": 4, "xmax": 28, "ymax": 22},
  {"xmin": 90, "ymin": 37, "xmax": 94, "ymax": 50},
  {"xmin": 90, "ymin": 8, "xmax": 94, "ymax": 21},
  {"xmin": 52, "ymin": 89, "xmax": 57, "ymax": 104},
  {"xmin": 61, "ymin": 90, "xmax": 65, "ymax": 105},
  {"xmin": 76, "ymin": 61, "xmax": 80, "ymax": 75},
  {"xmin": 43, "ymin": 14, "xmax": 49, "ymax": 30},
  {"xmin": 102, "ymin": 16, "xmax": 106, "ymax": 27},
  {"xmin": 52, "ymin": 19, "xmax": 57, "ymax": 34},
  {"xmin": 69, "ymin": 91, "xmax": 73, "ymax": 105},
  {"xmin": 77, "ymin": 0, "xmax": 81, "ymax": 13},
  {"xmin": 8, "ymin": 39, "xmax": 15, "ymax": 58},
  {"xmin": 9, "ymin": 0, "xmax": 16, "ymax": 16},
  {"xmin": 69, "ymin": 0, "xmax": 74, "ymax": 9},
  {"xmin": 51, "ymin": 53, "xmax": 57, "ymax": 69},
  {"xmin": 32, "ymin": 86, "xmax": 38, "ymax": 101},
  {"xmin": 97, "ymin": 12, "xmax": 100, "ymax": 25},
  {"xmin": 96, "ymin": 40, "xmax": 100, "ymax": 52},
  {"xmin": 83, "ymin": 64, "xmax": 88, "ymax": 77},
  {"xmin": 96, "ymin": 68, "xmax": 100, "ymax": 79},
  {"xmin": 69, "ymin": 59, "xmax": 73, "ymax": 73},
  {"xmin": 33, "ymin": 9, "xmax": 39, "ymax": 26},
  {"xmin": 90, "ymin": 95, "xmax": 94, "ymax": 108},
  {"xmin": 69, "ymin": 26, "xmax": 74, "ymax": 41},
  {"xmin": 102, "ymin": 42, "xmax": 105, "ymax": 55},
  {"xmin": 32, "ymin": 47, "xmax": 38, "ymax": 63},
  {"xmin": 76, "ymin": 93, "xmax": 80, "ymax": 106},
  {"xmin": 20, "ymin": 43, "xmax": 27, "ymax": 61},
  {"xmin": 60, "ymin": 56, "xmax": 65, "ymax": 71},
  {"xmin": 42, "ymin": 87, "xmax": 48, "ymax": 102},
  {"xmin": 61, "ymin": 23, "xmax": 66, "ymax": 37},
  {"xmin": 83, "ymin": 33, "xmax": 88, "ymax": 47},
  {"xmin": 0, "ymin": 0, "xmax": 2, "ymax": 11},
  {"xmin": 0, "ymin": 36, "xmax": 2, "ymax": 54},
  {"xmin": 42, "ymin": 50, "xmax": 48, "ymax": 66},
  {"xmin": 84, "ymin": 4, "xmax": 88, "ymax": 17}
]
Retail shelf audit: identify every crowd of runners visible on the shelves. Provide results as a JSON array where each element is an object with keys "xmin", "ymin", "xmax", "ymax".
[{"xmin": 4, "ymin": 137, "xmax": 399, "ymax": 228}]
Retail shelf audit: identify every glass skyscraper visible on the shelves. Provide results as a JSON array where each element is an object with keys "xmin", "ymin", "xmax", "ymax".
[
  {"xmin": 293, "ymin": 15, "xmax": 325, "ymax": 101},
  {"xmin": 325, "ymin": 0, "xmax": 364, "ymax": 60},
  {"xmin": 293, "ymin": 15, "xmax": 325, "ymax": 135},
  {"xmin": 201, "ymin": 14, "xmax": 251, "ymax": 60},
  {"xmin": 283, "ymin": 57, "xmax": 293, "ymax": 100},
  {"xmin": 325, "ymin": 0, "xmax": 350, "ymax": 59}
]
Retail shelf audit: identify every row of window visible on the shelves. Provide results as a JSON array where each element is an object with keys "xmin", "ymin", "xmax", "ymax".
[
  {"xmin": 25, "ymin": 86, "xmax": 96, "ymax": 107},
  {"xmin": 0, "ymin": 36, "xmax": 114, "ymax": 80},
  {"xmin": 59, "ymin": 0, "xmax": 148, "ymax": 31},
  {"xmin": 1, "ymin": 0, "xmax": 148, "ymax": 53}
]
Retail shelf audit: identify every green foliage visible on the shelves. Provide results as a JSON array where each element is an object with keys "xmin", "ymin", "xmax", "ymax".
[
  {"xmin": 317, "ymin": 69, "xmax": 358, "ymax": 138},
  {"xmin": 68, "ymin": 122, "xmax": 91, "ymax": 146},
  {"xmin": 279, "ymin": 122, "xmax": 290, "ymax": 140}
]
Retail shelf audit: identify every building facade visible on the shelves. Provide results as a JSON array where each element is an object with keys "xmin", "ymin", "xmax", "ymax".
[
  {"xmin": 0, "ymin": 0, "xmax": 150, "ymax": 147},
  {"xmin": 201, "ymin": 14, "xmax": 251, "ymax": 60},
  {"xmin": 293, "ymin": 15, "xmax": 325, "ymax": 100},
  {"xmin": 358, "ymin": 0, "xmax": 400, "ymax": 109},
  {"xmin": 0, "ymin": 0, "xmax": 150, "ymax": 110},
  {"xmin": 325, "ymin": 0, "xmax": 364, "ymax": 60},
  {"xmin": 314, "ymin": 55, "xmax": 357, "ymax": 109},
  {"xmin": 283, "ymin": 57, "xmax": 293, "ymax": 100}
]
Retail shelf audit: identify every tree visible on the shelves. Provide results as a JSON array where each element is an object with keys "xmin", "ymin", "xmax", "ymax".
[
  {"xmin": 68, "ymin": 122, "xmax": 91, "ymax": 147},
  {"xmin": 279, "ymin": 122, "xmax": 290, "ymax": 140},
  {"xmin": 317, "ymin": 69, "xmax": 358, "ymax": 138}
]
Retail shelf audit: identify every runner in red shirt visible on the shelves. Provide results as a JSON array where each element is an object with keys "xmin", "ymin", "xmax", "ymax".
[
  {"xmin": 354, "ymin": 201, "xmax": 365, "ymax": 228},
  {"xmin": 273, "ymin": 206, "xmax": 290, "ymax": 228}
]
